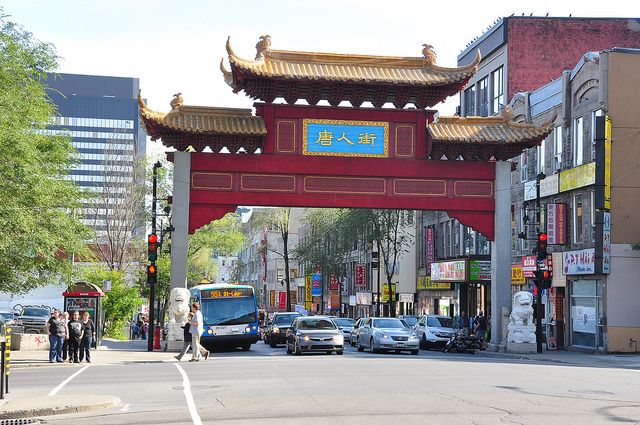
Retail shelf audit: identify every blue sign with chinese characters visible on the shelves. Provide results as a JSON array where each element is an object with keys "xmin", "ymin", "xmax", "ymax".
[{"xmin": 303, "ymin": 119, "xmax": 388, "ymax": 157}]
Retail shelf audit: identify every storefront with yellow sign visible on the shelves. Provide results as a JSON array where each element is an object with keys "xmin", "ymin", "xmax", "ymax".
[{"xmin": 416, "ymin": 275, "xmax": 455, "ymax": 316}]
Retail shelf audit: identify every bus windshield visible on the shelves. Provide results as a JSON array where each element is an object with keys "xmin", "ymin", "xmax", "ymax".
[{"xmin": 201, "ymin": 297, "xmax": 256, "ymax": 326}]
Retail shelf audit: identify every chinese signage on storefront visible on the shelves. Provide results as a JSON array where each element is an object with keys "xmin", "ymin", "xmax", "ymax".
[
  {"xmin": 305, "ymin": 275, "xmax": 312, "ymax": 305},
  {"xmin": 303, "ymin": 119, "xmax": 389, "ymax": 158},
  {"xmin": 278, "ymin": 291, "xmax": 287, "ymax": 310},
  {"xmin": 380, "ymin": 283, "xmax": 397, "ymax": 302},
  {"xmin": 562, "ymin": 248, "xmax": 595, "ymax": 275},
  {"xmin": 329, "ymin": 274, "xmax": 339, "ymax": 290},
  {"xmin": 425, "ymin": 227, "xmax": 435, "ymax": 274},
  {"xmin": 330, "ymin": 291, "xmax": 341, "ymax": 309},
  {"xmin": 416, "ymin": 276, "xmax": 452, "ymax": 290},
  {"xmin": 602, "ymin": 211, "xmax": 611, "ymax": 274},
  {"xmin": 524, "ymin": 173, "xmax": 559, "ymax": 201},
  {"xmin": 355, "ymin": 264, "xmax": 366, "ymax": 286},
  {"xmin": 269, "ymin": 289, "xmax": 276, "ymax": 307},
  {"xmin": 469, "ymin": 260, "xmax": 491, "ymax": 281},
  {"xmin": 311, "ymin": 273, "xmax": 322, "ymax": 296},
  {"xmin": 511, "ymin": 265, "xmax": 526, "ymax": 285},
  {"xmin": 356, "ymin": 292, "xmax": 372, "ymax": 305},
  {"xmin": 522, "ymin": 255, "xmax": 537, "ymax": 278},
  {"xmin": 546, "ymin": 203, "xmax": 567, "ymax": 245},
  {"xmin": 559, "ymin": 162, "xmax": 596, "ymax": 192},
  {"xmin": 431, "ymin": 260, "xmax": 466, "ymax": 281}
]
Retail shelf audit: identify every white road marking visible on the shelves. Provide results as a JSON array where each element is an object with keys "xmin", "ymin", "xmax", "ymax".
[
  {"xmin": 48, "ymin": 365, "xmax": 91, "ymax": 397},
  {"xmin": 174, "ymin": 363, "xmax": 203, "ymax": 425}
]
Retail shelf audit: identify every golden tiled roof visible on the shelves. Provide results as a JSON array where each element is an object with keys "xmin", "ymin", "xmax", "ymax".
[
  {"xmin": 225, "ymin": 38, "xmax": 480, "ymax": 86},
  {"xmin": 137, "ymin": 91, "xmax": 266, "ymax": 136},
  {"xmin": 428, "ymin": 115, "xmax": 554, "ymax": 144}
]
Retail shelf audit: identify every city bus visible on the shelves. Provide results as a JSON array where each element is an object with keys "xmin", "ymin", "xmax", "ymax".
[{"xmin": 189, "ymin": 283, "xmax": 259, "ymax": 350}]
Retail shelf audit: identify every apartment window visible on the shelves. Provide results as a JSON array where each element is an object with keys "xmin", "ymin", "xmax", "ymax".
[
  {"xmin": 573, "ymin": 117, "xmax": 584, "ymax": 166},
  {"xmin": 464, "ymin": 86, "xmax": 476, "ymax": 116},
  {"xmin": 590, "ymin": 190, "xmax": 596, "ymax": 243},
  {"xmin": 491, "ymin": 67, "xmax": 504, "ymax": 115},
  {"xmin": 478, "ymin": 77, "xmax": 489, "ymax": 116},
  {"xmin": 520, "ymin": 152, "xmax": 528, "ymax": 182},
  {"xmin": 573, "ymin": 193, "xmax": 583, "ymax": 243},
  {"xmin": 553, "ymin": 126, "xmax": 563, "ymax": 173},
  {"xmin": 591, "ymin": 109, "xmax": 604, "ymax": 162},
  {"xmin": 537, "ymin": 138, "xmax": 546, "ymax": 174}
]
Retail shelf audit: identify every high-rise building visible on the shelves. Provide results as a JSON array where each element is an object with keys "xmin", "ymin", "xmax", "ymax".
[{"xmin": 43, "ymin": 73, "xmax": 146, "ymax": 236}]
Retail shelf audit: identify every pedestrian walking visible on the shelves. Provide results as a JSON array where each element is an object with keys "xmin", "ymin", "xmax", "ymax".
[
  {"xmin": 79, "ymin": 311, "xmax": 95, "ymax": 363},
  {"xmin": 188, "ymin": 302, "xmax": 209, "ymax": 362},
  {"xmin": 141, "ymin": 319, "xmax": 148, "ymax": 340},
  {"xmin": 45, "ymin": 310, "xmax": 66, "ymax": 363},
  {"xmin": 61, "ymin": 311, "xmax": 70, "ymax": 361},
  {"xmin": 457, "ymin": 310, "xmax": 469, "ymax": 330},
  {"xmin": 474, "ymin": 311, "xmax": 487, "ymax": 340},
  {"xmin": 174, "ymin": 309, "xmax": 194, "ymax": 361},
  {"xmin": 67, "ymin": 311, "xmax": 83, "ymax": 363}
]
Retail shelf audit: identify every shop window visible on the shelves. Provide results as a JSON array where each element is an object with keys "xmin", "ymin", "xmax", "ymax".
[
  {"xmin": 573, "ymin": 194, "xmax": 583, "ymax": 243},
  {"xmin": 573, "ymin": 117, "xmax": 584, "ymax": 166},
  {"xmin": 570, "ymin": 280, "xmax": 604, "ymax": 349}
]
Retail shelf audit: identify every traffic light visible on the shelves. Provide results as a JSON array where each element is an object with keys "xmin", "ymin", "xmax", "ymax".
[
  {"xmin": 536, "ymin": 232, "xmax": 548, "ymax": 260},
  {"xmin": 147, "ymin": 264, "xmax": 157, "ymax": 283},
  {"xmin": 148, "ymin": 234, "xmax": 159, "ymax": 262},
  {"xmin": 541, "ymin": 269, "xmax": 552, "ymax": 289}
]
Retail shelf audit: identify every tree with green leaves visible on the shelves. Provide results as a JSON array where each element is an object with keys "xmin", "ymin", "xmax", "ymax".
[
  {"xmin": 83, "ymin": 267, "xmax": 142, "ymax": 339},
  {"xmin": 0, "ymin": 13, "xmax": 90, "ymax": 294}
]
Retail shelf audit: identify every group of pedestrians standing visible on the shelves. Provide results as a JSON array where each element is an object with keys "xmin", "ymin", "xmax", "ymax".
[
  {"xmin": 175, "ymin": 302, "xmax": 210, "ymax": 362},
  {"xmin": 46, "ymin": 309, "xmax": 96, "ymax": 363},
  {"xmin": 456, "ymin": 310, "xmax": 489, "ymax": 341}
]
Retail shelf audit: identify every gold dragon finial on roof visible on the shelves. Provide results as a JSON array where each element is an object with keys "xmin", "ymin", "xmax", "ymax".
[
  {"xmin": 501, "ymin": 105, "xmax": 515, "ymax": 121},
  {"xmin": 170, "ymin": 92, "xmax": 183, "ymax": 111},
  {"xmin": 255, "ymin": 35, "xmax": 272, "ymax": 60},
  {"xmin": 422, "ymin": 44, "xmax": 437, "ymax": 67}
]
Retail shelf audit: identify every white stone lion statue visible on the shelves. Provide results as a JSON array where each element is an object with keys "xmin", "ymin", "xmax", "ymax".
[
  {"xmin": 167, "ymin": 287, "xmax": 191, "ymax": 341},
  {"xmin": 507, "ymin": 291, "xmax": 536, "ymax": 343}
]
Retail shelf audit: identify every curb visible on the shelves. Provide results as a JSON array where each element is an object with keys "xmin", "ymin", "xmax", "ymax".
[{"xmin": 0, "ymin": 395, "xmax": 121, "ymax": 419}]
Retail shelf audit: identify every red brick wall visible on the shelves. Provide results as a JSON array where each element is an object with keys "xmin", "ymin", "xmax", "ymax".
[{"xmin": 507, "ymin": 18, "xmax": 640, "ymax": 99}]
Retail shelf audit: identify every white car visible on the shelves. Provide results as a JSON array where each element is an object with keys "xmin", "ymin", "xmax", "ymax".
[
  {"xmin": 413, "ymin": 315, "xmax": 457, "ymax": 349},
  {"xmin": 355, "ymin": 317, "xmax": 419, "ymax": 355}
]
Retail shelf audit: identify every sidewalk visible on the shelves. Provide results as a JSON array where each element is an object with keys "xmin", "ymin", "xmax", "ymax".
[
  {"xmin": 9, "ymin": 338, "xmax": 176, "ymax": 368},
  {"xmin": 477, "ymin": 348, "xmax": 640, "ymax": 369}
]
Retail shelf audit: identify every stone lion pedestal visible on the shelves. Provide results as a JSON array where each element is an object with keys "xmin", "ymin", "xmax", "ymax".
[
  {"xmin": 165, "ymin": 287, "xmax": 190, "ymax": 352},
  {"xmin": 507, "ymin": 291, "xmax": 537, "ymax": 354}
]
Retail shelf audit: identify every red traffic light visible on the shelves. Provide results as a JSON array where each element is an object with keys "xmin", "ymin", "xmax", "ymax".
[
  {"xmin": 539, "ymin": 233, "xmax": 548, "ymax": 242},
  {"xmin": 542, "ymin": 270, "xmax": 551, "ymax": 279},
  {"xmin": 148, "ymin": 234, "xmax": 158, "ymax": 244}
]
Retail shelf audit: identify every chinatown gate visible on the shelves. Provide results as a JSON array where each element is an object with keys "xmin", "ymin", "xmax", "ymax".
[{"xmin": 139, "ymin": 37, "xmax": 552, "ymax": 347}]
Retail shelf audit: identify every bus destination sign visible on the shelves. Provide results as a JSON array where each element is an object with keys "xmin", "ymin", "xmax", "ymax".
[{"xmin": 202, "ymin": 288, "xmax": 253, "ymax": 299}]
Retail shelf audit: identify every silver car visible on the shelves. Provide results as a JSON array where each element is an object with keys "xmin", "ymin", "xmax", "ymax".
[
  {"xmin": 413, "ymin": 315, "xmax": 457, "ymax": 349},
  {"xmin": 356, "ymin": 317, "xmax": 419, "ymax": 354},
  {"xmin": 349, "ymin": 318, "xmax": 364, "ymax": 346},
  {"xmin": 332, "ymin": 317, "xmax": 356, "ymax": 342},
  {"xmin": 286, "ymin": 316, "xmax": 344, "ymax": 355}
]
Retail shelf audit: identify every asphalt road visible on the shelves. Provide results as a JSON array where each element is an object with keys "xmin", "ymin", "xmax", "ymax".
[{"xmin": 9, "ymin": 341, "xmax": 640, "ymax": 424}]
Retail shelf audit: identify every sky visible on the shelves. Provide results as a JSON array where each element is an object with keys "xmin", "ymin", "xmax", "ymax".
[{"xmin": 3, "ymin": 0, "xmax": 636, "ymax": 155}]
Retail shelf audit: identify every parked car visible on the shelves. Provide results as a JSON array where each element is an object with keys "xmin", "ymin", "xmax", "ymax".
[
  {"xmin": 349, "ymin": 318, "xmax": 364, "ymax": 346},
  {"xmin": 263, "ymin": 312, "xmax": 302, "ymax": 348},
  {"xmin": 332, "ymin": 317, "xmax": 356, "ymax": 342},
  {"xmin": 15, "ymin": 306, "xmax": 51, "ymax": 334},
  {"xmin": 286, "ymin": 316, "xmax": 343, "ymax": 355},
  {"xmin": 355, "ymin": 317, "xmax": 419, "ymax": 355},
  {"xmin": 413, "ymin": 315, "xmax": 458, "ymax": 349},
  {"xmin": 399, "ymin": 315, "xmax": 419, "ymax": 328},
  {"xmin": 0, "ymin": 311, "xmax": 15, "ymax": 326}
]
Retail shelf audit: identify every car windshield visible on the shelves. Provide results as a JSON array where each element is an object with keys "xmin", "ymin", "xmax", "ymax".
[
  {"xmin": 201, "ymin": 297, "xmax": 257, "ymax": 326},
  {"xmin": 401, "ymin": 316, "xmax": 418, "ymax": 327},
  {"xmin": 274, "ymin": 314, "xmax": 299, "ymax": 326},
  {"xmin": 427, "ymin": 316, "xmax": 456, "ymax": 328},
  {"xmin": 0, "ymin": 313, "xmax": 13, "ymax": 321},
  {"xmin": 333, "ymin": 318, "xmax": 355, "ymax": 327},
  {"xmin": 372, "ymin": 318, "xmax": 405, "ymax": 329},
  {"xmin": 22, "ymin": 308, "xmax": 49, "ymax": 317},
  {"xmin": 298, "ymin": 319, "xmax": 336, "ymax": 330}
]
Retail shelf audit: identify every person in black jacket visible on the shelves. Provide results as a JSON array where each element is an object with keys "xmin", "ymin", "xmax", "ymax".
[
  {"xmin": 67, "ymin": 311, "xmax": 83, "ymax": 363},
  {"xmin": 79, "ymin": 311, "xmax": 96, "ymax": 363},
  {"xmin": 174, "ymin": 310, "xmax": 194, "ymax": 361}
]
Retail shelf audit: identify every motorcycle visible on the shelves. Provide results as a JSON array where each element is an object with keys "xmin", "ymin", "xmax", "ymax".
[{"xmin": 443, "ymin": 328, "xmax": 485, "ymax": 353}]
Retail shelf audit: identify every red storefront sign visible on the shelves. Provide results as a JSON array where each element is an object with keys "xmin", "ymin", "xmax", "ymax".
[
  {"xmin": 425, "ymin": 227, "xmax": 434, "ymax": 274},
  {"xmin": 278, "ymin": 291, "xmax": 287, "ymax": 310},
  {"xmin": 546, "ymin": 203, "xmax": 567, "ymax": 245},
  {"xmin": 329, "ymin": 274, "xmax": 339, "ymax": 290},
  {"xmin": 522, "ymin": 255, "xmax": 536, "ymax": 278},
  {"xmin": 355, "ymin": 264, "xmax": 366, "ymax": 286}
]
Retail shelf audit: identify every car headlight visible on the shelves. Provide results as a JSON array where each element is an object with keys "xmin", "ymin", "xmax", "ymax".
[
  {"xmin": 245, "ymin": 326, "xmax": 251, "ymax": 333},
  {"xmin": 303, "ymin": 335, "xmax": 310, "ymax": 341},
  {"xmin": 333, "ymin": 335, "xmax": 344, "ymax": 343},
  {"xmin": 381, "ymin": 333, "xmax": 389, "ymax": 339},
  {"xmin": 272, "ymin": 327, "xmax": 280, "ymax": 333},
  {"xmin": 409, "ymin": 335, "xmax": 419, "ymax": 340}
]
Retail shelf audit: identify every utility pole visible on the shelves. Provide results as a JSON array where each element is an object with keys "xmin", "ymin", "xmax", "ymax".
[{"xmin": 535, "ymin": 172, "xmax": 546, "ymax": 354}]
